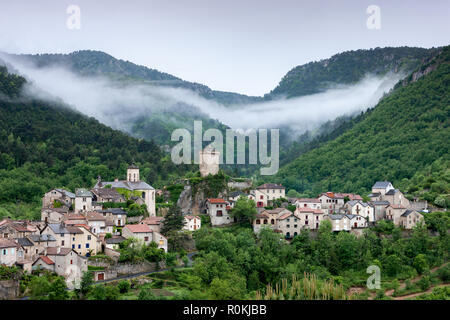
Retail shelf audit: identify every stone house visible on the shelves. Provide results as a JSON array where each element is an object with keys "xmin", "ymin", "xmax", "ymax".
[
  {"xmin": 69, "ymin": 224, "xmax": 100, "ymax": 256},
  {"xmin": 41, "ymin": 206, "xmax": 70, "ymax": 224},
  {"xmin": 385, "ymin": 204, "xmax": 407, "ymax": 226},
  {"xmin": 41, "ymin": 223, "xmax": 84, "ymax": 250},
  {"xmin": 295, "ymin": 198, "xmax": 322, "ymax": 210},
  {"xmin": 97, "ymin": 208, "xmax": 127, "ymax": 228},
  {"xmin": 318, "ymin": 192, "xmax": 345, "ymax": 214},
  {"xmin": 0, "ymin": 238, "xmax": 19, "ymax": 266},
  {"xmin": 93, "ymin": 165, "xmax": 156, "ymax": 216},
  {"xmin": 85, "ymin": 212, "xmax": 114, "ymax": 235},
  {"xmin": 206, "ymin": 198, "xmax": 232, "ymax": 226},
  {"xmin": 91, "ymin": 187, "xmax": 126, "ymax": 204},
  {"xmin": 248, "ymin": 190, "xmax": 268, "ymax": 208},
  {"xmin": 345, "ymin": 200, "xmax": 375, "ymax": 222},
  {"xmin": 122, "ymin": 224, "xmax": 167, "ymax": 252},
  {"xmin": 323, "ymin": 214, "xmax": 351, "ymax": 232},
  {"xmin": 140, "ymin": 216, "xmax": 165, "ymax": 233},
  {"xmin": 32, "ymin": 247, "xmax": 88, "ymax": 289},
  {"xmin": 294, "ymin": 207, "xmax": 325, "ymax": 230},
  {"xmin": 255, "ymin": 183, "xmax": 286, "ymax": 202},
  {"xmin": 399, "ymin": 210, "xmax": 424, "ymax": 229},
  {"xmin": 74, "ymin": 189, "xmax": 93, "ymax": 214},
  {"xmin": 105, "ymin": 236, "xmax": 126, "ymax": 250},
  {"xmin": 346, "ymin": 214, "xmax": 368, "ymax": 228},
  {"xmin": 383, "ymin": 188, "xmax": 410, "ymax": 207},
  {"xmin": 42, "ymin": 189, "xmax": 75, "ymax": 208},
  {"xmin": 28, "ymin": 234, "xmax": 57, "ymax": 256},
  {"xmin": 253, "ymin": 212, "xmax": 273, "ymax": 234},
  {"xmin": 370, "ymin": 181, "xmax": 395, "ymax": 198},
  {"xmin": 228, "ymin": 191, "xmax": 245, "ymax": 208},
  {"xmin": 371, "ymin": 201, "xmax": 390, "ymax": 221},
  {"xmin": 183, "ymin": 215, "xmax": 201, "ymax": 231},
  {"xmin": 276, "ymin": 211, "xmax": 301, "ymax": 238}
]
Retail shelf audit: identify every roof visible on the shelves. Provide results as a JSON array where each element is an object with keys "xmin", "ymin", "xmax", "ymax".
[
  {"xmin": 264, "ymin": 208, "xmax": 288, "ymax": 215},
  {"xmin": 17, "ymin": 237, "xmax": 34, "ymax": 247},
  {"xmin": 128, "ymin": 164, "xmax": 139, "ymax": 169},
  {"xmin": 85, "ymin": 212, "xmax": 106, "ymax": 221},
  {"xmin": 296, "ymin": 198, "xmax": 321, "ymax": 203},
  {"xmin": 124, "ymin": 224, "xmax": 152, "ymax": 233},
  {"xmin": 256, "ymin": 183, "xmax": 285, "ymax": 190},
  {"xmin": 371, "ymin": 201, "xmax": 390, "ymax": 205},
  {"xmin": 255, "ymin": 213, "xmax": 270, "ymax": 219},
  {"xmin": 97, "ymin": 208, "xmax": 127, "ymax": 215},
  {"xmin": 277, "ymin": 212, "xmax": 293, "ymax": 220},
  {"xmin": 29, "ymin": 234, "xmax": 56, "ymax": 242},
  {"xmin": 105, "ymin": 236, "xmax": 126, "ymax": 244},
  {"xmin": 207, "ymin": 198, "xmax": 228, "ymax": 204},
  {"xmin": 93, "ymin": 180, "xmax": 154, "ymax": 191},
  {"xmin": 0, "ymin": 238, "xmax": 18, "ymax": 248},
  {"xmin": 372, "ymin": 181, "xmax": 392, "ymax": 189},
  {"xmin": 91, "ymin": 188, "xmax": 125, "ymax": 201},
  {"xmin": 185, "ymin": 215, "xmax": 199, "ymax": 220},
  {"xmin": 388, "ymin": 204, "xmax": 406, "ymax": 209},
  {"xmin": 229, "ymin": 191, "xmax": 244, "ymax": 198},
  {"xmin": 54, "ymin": 188, "xmax": 76, "ymax": 199},
  {"xmin": 369, "ymin": 192, "xmax": 381, "ymax": 197},
  {"xmin": 47, "ymin": 223, "xmax": 83, "ymax": 234},
  {"xmin": 320, "ymin": 192, "xmax": 345, "ymax": 199},
  {"xmin": 34, "ymin": 256, "xmax": 55, "ymax": 265},
  {"xmin": 46, "ymin": 247, "xmax": 73, "ymax": 256},
  {"xmin": 385, "ymin": 189, "xmax": 398, "ymax": 195},
  {"xmin": 346, "ymin": 200, "xmax": 372, "ymax": 207},
  {"xmin": 296, "ymin": 208, "xmax": 323, "ymax": 214},
  {"xmin": 64, "ymin": 214, "xmax": 86, "ymax": 220},
  {"xmin": 327, "ymin": 214, "xmax": 349, "ymax": 220},
  {"xmin": 401, "ymin": 210, "xmax": 422, "ymax": 217},
  {"xmin": 141, "ymin": 216, "xmax": 164, "ymax": 225},
  {"xmin": 75, "ymin": 188, "xmax": 93, "ymax": 197}
]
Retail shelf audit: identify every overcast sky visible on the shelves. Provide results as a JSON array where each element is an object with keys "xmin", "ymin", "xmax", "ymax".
[{"xmin": 0, "ymin": 0, "xmax": 448, "ymax": 96}]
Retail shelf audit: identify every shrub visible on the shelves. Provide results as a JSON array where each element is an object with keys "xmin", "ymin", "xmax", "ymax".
[{"xmin": 118, "ymin": 280, "xmax": 131, "ymax": 294}]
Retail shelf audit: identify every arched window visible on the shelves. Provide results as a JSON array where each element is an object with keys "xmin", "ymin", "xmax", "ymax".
[
  {"xmin": 263, "ymin": 219, "xmax": 268, "ymax": 224},
  {"xmin": 271, "ymin": 219, "xmax": 275, "ymax": 224},
  {"xmin": 256, "ymin": 220, "xmax": 260, "ymax": 225}
]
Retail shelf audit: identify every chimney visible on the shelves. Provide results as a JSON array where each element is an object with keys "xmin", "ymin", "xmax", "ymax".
[{"xmin": 57, "ymin": 247, "xmax": 61, "ymax": 254}]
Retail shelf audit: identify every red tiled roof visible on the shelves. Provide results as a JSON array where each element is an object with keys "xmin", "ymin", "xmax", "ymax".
[
  {"xmin": 86, "ymin": 212, "xmax": 106, "ymax": 221},
  {"xmin": 65, "ymin": 214, "xmax": 86, "ymax": 220},
  {"xmin": 141, "ymin": 216, "xmax": 164, "ymax": 225},
  {"xmin": 185, "ymin": 215, "xmax": 199, "ymax": 220},
  {"xmin": 46, "ymin": 247, "xmax": 73, "ymax": 256},
  {"xmin": 38, "ymin": 255, "xmax": 55, "ymax": 265},
  {"xmin": 296, "ymin": 208, "xmax": 323, "ymax": 214},
  {"xmin": 277, "ymin": 212, "xmax": 293, "ymax": 220},
  {"xmin": 125, "ymin": 224, "xmax": 152, "ymax": 233},
  {"xmin": 207, "ymin": 198, "xmax": 228, "ymax": 204}
]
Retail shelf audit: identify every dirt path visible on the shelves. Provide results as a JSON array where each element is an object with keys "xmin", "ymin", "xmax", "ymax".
[{"xmin": 392, "ymin": 283, "xmax": 450, "ymax": 300}]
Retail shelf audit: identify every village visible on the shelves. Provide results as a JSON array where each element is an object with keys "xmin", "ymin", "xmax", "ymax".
[{"xmin": 0, "ymin": 148, "xmax": 429, "ymax": 290}]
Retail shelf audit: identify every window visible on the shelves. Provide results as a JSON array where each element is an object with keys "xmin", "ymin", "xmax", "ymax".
[
  {"xmin": 294, "ymin": 224, "xmax": 297, "ymax": 228},
  {"xmin": 263, "ymin": 219, "xmax": 268, "ymax": 224},
  {"xmin": 286, "ymin": 224, "xmax": 290, "ymax": 228},
  {"xmin": 256, "ymin": 220, "xmax": 260, "ymax": 225},
  {"xmin": 86, "ymin": 243, "xmax": 90, "ymax": 248},
  {"xmin": 271, "ymin": 219, "xmax": 275, "ymax": 224},
  {"xmin": 305, "ymin": 220, "xmax": 308, "ymax": 225},
  {"xmin": 87, "ymin": 235, "xmax": 91, "ymax": 240},
  {"xmin": 72, "ymin": 244, "xmax": 75, "ymax": 249},
  {"xmin": 70, "ymin": 260, "xmax": 73, "ymax": 265},
  {"xmin": 144, "ymin": 237, "xmax": 149, "ymax": 241},
  {"xmin": 78, "ymin": 244, "xmax": 81, "ymax": 249},
  {"xmin": 2, "ymin": 249, "xmax": 7, "ymax": 255},
  {"xmin": 72, "ymin": 237, "xmax": 75, "ymax": 241},
  {"xmin": 287, "ymin": 218, "xmax": 290, "ymax": 222},
  {"xmin": 159, "ymin": 240, "xmax": 164, "ymax": 245},
  {"xmin": 260, "ymin": 195, "xmax": 263, "ymax": 200},
  {"xmin": 61, "ymin": 240, "xmax": 65, "ymax": 246},
  {"xmin": 216, "ymin": 210, "xmax": 223, "ymax": 217}
]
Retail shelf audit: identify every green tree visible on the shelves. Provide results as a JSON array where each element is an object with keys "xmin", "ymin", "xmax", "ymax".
[
  {"xmin": 229, "ymin": 196, "xmax": 257, "ymax": 223},
  {"xmin": 413, "ymin": 254, "xmax": 429, "ymax": 275},
  {"xmin": 48, "ymin": 277, "xmax": 68, "ymax": 300},
  {"xmin": 118, "ymin": 280, "xmax": 131, "ymax": 294},
  {"xmin": 161, "ymin": 204, "xmax": 184, "ymax": 236},
  {"xmin": 80, "ymin": 271, "xmax": 94, "ymax": 297}
]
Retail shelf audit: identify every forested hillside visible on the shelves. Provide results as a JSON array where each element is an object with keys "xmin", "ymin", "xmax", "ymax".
[
  {"xmin": 0, "ymin": 65, "xmax": 189, "ymax": 219},
  {"xmin": 267, "ymin": 47, "xmax": 437, "ymax": 99},
  {"xmin": 273, "ymin": 46, "xmax": 450, "ymax": 207}
]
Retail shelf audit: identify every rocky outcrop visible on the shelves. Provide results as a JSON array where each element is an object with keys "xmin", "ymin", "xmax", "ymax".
[{"xmin": 0, "ymin": 280, "xmax": 20, "ymax": 300}]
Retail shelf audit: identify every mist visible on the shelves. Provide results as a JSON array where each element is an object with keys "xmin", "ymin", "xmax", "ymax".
[{"xmin": 0, "ymin": 54, "xmax": 403, "ymax": 139}]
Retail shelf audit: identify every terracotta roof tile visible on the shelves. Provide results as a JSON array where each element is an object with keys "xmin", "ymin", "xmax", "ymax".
[{"xmin": 125, "ymin": 224, "xmax": 152, "ymax": 233}]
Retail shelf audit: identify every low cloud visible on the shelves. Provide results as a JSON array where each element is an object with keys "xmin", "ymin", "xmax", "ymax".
[{"xmin": 0, "ymin": 53, "xmax": 403, "ymax": 139}]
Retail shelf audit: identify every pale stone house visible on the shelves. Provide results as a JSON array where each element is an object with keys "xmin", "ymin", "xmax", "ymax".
[
  {"xmin": 32, "ymin": 247, "xmax": 88, "ymax": 289},
  {"xmin": 206, "ymin": 198, "xmax": 232, "ymax": 226},
  {"xmin": 399, "ymin": 210, "xmax": 424, "ymax": 229},
  {"xmin": 371, "ymin": 201, "xmax": 390, "ymax": 221},
  {"xmin": 183, "ymin": 215, "xmax": 201, "ymax": 231},
  {"xmin": 255, "ymin": 183, "xmax": 286, "ymax": 202},
  {"xmin": 91, "ymin": 187, "xmax": 126, "ymax": 204},
  {"xmin": 85, "ymin": 212, "xmax": 113, "ymax": 235},
  {"xmin": 294, "ymin": 207, "xmax": 325, "ymax": 230},
  {"xmin": 385, "ymin": 204, "xmax": 407, "ymax": 226},
  {"xmin": 42, "ymin": 189, "xmax": 75, "ymax": 208},
  {"xmin": 122, "ymin": 224, "xmax": 167, "ymax": 252},
  {"xmin": 69, "ymin": 225, "xmax": 100, "ymax": 256},
  {"xmin": 41, "ymin": 223, "xmax": 84, "ymax": 250},
  {"xmin": 248, "ymin": 190, "xmax": 268, "ymax": 208},
  {"xmin": 383, "ymin": 189, "xmax": 410, "ymax": 207},
  {"xmin": 295, "ymin": 198, "xmax": 322, "ymax": 210},
  {"xmin": 41, "ymin": 206, "xmax": 70, "ymax": 224},
  {"xmin": 371, "ymin": 181, "xmax": 395, "ymax": 197},
  {"xmin": 345, "ymin": 200, "xmax": 375, "ymax": 222},
  {"xmin": 253, "ymin": 212, "xmax": 274, "ymax": 234},
  {"xmin": 0, "ymin": 220, "xmax": 39, "ymax": 239},
  {"xmin": 276, "ymin": 211, "xmax": 301, "ymax": 238},
  {"xmin": 105, "ymin": 236, "xmax": 125, "ymax": 250},
  {"xmin": 74, "ymin": 189, "xmax": 93, "ymax": 214},
  {"xmin": 318, "ymin": 192, "xmax": 345, "ymax": 214},
  {"xmin": 93, "ymin": 165, "xmax": 156, "ymax": 216},
  {"xmin": 228, "ymin": 191, "xmax": 245, "ymax": 208},
  {"xmin": 97, "ymin": 208, "xmax": 127, "ymax": 228},
  {"xmin": 323, "ymin": 214, "xmax": 351, "ymax": 232},
  {"xmin": 346, "ymin": 214, "xmax": 368, "ymax": 228},
  {"xmin": 140, "ymin": 216, "xmax": 165, "ymax": 233},
  {"xmin": 0, "ymin": 238, "xmax": 19, "ymax": 266},
  {"xmin": 28, "ymin": 234, "xmax": 57, "ymax": 256},
  {"xmin": 199, "ymin": 146, "xmax": 220, "ymax": 177}
]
